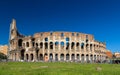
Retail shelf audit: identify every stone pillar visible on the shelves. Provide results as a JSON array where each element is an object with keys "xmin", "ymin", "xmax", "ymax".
[
  {"xmin": 34, "ymin": 51, "xmax": 37, "ymax": 61},
  {"xmin": 28, "ymin": 54, "xmax": 31, "ymax": 61},
  {"xmin": 24, "ymin": 53, "xmax": 26, "ymax": 61},
  {"xmin": 69, "ymin": 53, "xmax": 71, "ymax": 61},
  {"xmin": 84, "ymin": 54, "xmax": 86, "ymax": 62},
  {"xmin": 58, "ymin": 54, "xmax": 60, "ymax": 61},
  {"xmin": 43, "ymin": 41, "xmax": 44, "ymax": 61},
  {"xmin": 64, "ymin": 54, "xmax": 66, "ymax": 61},
  {"xmin": 53, "ymin": 53, "xmax": 55, "ymax": 61},
  {"xmin": 80, "ymin": 54, "xmax": 81, "ymax": 61}
]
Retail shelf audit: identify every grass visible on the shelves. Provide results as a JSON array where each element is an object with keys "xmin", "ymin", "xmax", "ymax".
[{"xmin": 0, "ymin": 62, "xmax": 120, "ymax": 75}]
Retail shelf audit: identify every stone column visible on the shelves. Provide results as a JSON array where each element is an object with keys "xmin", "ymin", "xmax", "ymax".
[
  {"xmin": 58, "ymin": 54, "xmax": 60, "ymax": 61},
  {"xmin": 80, "ymin": 54, "xmax": 81, "ymax": 61},
  {"xmin": 84, "ymin": 54, "xmax": 86, "ymax": 62},
  {"xmin": 64, "ymin": 54, "xmax": 66, "ymax": 61},
  {"xmin": 53, "ymin": 53, "xmax": 55, "ymax": 61},
  {"xmin": 69, "ymin": 53, "xmax": 71, "ymax": 61}
]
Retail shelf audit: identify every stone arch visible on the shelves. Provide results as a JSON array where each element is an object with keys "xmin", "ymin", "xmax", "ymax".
[
  {"xmin": 94, "ymin": 55, "xmax": 96, "ymax": 62},
  {"xmin": 49, "ymin": 53, "xmax": 53, "ymax": 61},
  {"xmin": 30, "ymin": 54, "xmax": 34, "ymax": 61},
  {"xmin": 40, "ymin": 42, "xmax": 43, "ymax": 49},
  {"xmin": 71, "ymin": 54, "xmax": 75, "ymax": 61},
  {"xmin": 90, "ymin": 54, "xmax": 93, "ymax": 62},
  {"xmin": 66, "ymin": 37, "xmax": 69, "ymax": 41},
  {"xmin": 45, "ymin": 42, "xmax": 48, "ymax": 49},
  {"xmin": 86, "ymin": 54, "xmax": 89, "ymax": 63},
  {"xmin": 76, "ymin": 42, "xmax": 79, "ymax": 50},
  {"xmin": 76, "ymin": 54, "xmax": 80, "ymax": 60},
  {"xmin": 66, "ymin": 42, "xmax": 69, "ymax": 50},
  {"xmin": 36, "ymin": 43, "xmax": 38, "ymax": 47},
  {"xmin": 21, "ymin": 49, "xmax": 25, "ymax": 60},
  {"xmin": 45, "ymin": 37, "xmax": 48, "ymax": 41},
  {"xmin": 55, "ymin": 41, "xmax": 59, "ymax": 50},
  {"xmin": 60, "ymin": 53, "xmax": 64, "ymax": 61},
  {"xmin": 50, "ymin": 42, "xmax": 53, "ymax": 49},
  {"xmin": 71, "ymin": 42, "xmax": 75, "ymax": 49},
  {"xmin": 26, "ymin": 42, "xmax": 29, "ymax": 47},
  {"xmin": 81, "ymin": 54, "xmax": 84, "ymax": 62},
  {"xmin": 44, "ymin": 53, "xmax": 48, "ymax": 62},
  {"xmin": 18, "ymin": 39, "xmax": 23, "ymax": 47},
  {"xmin": 60, "ymin": 42, "xmax": 64, "ymax": 49},
  {"xmin": 55, "ymin": 54, "xmax": 58, "ymax": 61},
  {"xmin": 66, "ymin": 54, "xmax": 69, "ymax": 60},
  {"xmin": 90, "ymin": 44, "xmax": 92, "ymax": 51},
  {"xmin": 81, "ymin": 43, "xmax": 84, "ymax": 50},
  {"xmin": 40, "ymin": 54, "xmax": 43, "ymax": 61}
]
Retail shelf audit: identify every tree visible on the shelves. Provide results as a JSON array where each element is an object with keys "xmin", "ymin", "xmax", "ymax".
[{"xmin": 0, "ymin": 52, "xmax": 7, "ymax": 60}]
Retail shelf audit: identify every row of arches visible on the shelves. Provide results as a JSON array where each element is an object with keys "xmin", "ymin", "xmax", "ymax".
[
  {"xmin": 22, "ymin": 53, "xmax": 104, "ymax": 62},
  {"xmin": 18, "ymin": 38, "xmax": 105, "ymax": 52}
]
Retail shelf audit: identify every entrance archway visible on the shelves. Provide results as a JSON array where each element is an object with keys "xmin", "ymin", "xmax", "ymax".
[
  {"xmin": 40, "ymin": 54, "xmax": 43, "ymax": 61},
  {"xmin": 21, "ymin": 49, "xmax": 25, "ymax": 60},
  {"xmin": 66, "ymin": 54, "xmax": 69, "ymax": 60},
  {"xmin": 55, "ymin": 54, "xmax": 58, "ymax": 61},
  {"xmin": 60, "ymin": 54, "xmax": 64, "ymax": 61},
  {"xmin": 30, "ymin": 54, "xmax": 34, "ymax": 61}
]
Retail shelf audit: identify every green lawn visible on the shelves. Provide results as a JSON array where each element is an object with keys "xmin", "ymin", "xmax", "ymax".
[{"xmin": 0, "ymin": 62, "xmax": 120, "ymax": 75}]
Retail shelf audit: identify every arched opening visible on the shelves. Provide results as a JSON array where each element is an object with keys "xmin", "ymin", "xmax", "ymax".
[
  {"xmin": 90, "ymin": 44, "xmax": 92, "ymax": 51},
  {"xmin": 76, "ymin": 54, "xmax": 80, "ymax": 60},
  {"xmin": 44, "ymin": 53, "xmax": 48, "ymax": 62},
  {"xmin": 71, "ymin": 54, "xmax": 75, "ymax": 61},
  {"xmin": 26, "ymin": 42, "xmax": 29, "ymax": 47},
  {"xmin": 81, "ymin": 54, "xmax": 84, "ymax": 62},
  {"xmin": 40, "ymin": 42, "xmax": 43, "ymax": 49},
  {"xmin": 45, "ymin": 42, "xmax": 48, "ymax": 49},
  {"xmin": 30, "ymin": 54, "xmax": 34, "ymax": 61},
  {"xmin": 55, "ymin": 54, "xmax": 58, "ymax": 61},
  {"xmin": 86, "ymin": 54, "xmax": 89, "ymax": 63},
  {"xmin": 49, "ymin": 53, "xmax": 53, "ymax": 61},
  {"xmin": 76, "ymin": 42, "xmax": 79, "ymax": 50},
  {"xmin": 60, "ymin": 54, "xmax": 64, "ymax": 61},
  {"xmin": 90, "ymin": 55, "xmax": 93, "ymax": 62},
  {"xmin": 55, "ymin": 41, "xmax": 59, "ymax": 50},
  {"xmin": 21, "ymin": 49, "xmax": 25, "ymax": 60},
  {"xmin": 66, "ymin": 37, "xmax": 69, "ymax": 41},
  {"xmin": 71, "ymin": 42, "xmax": 75, "ymax": 49},
  {"xmin": 40, "ymin": 54, "xmax": 43, "ymax": 61},
  {"xmin": 81, "ymin": 43, "xmax": 84, "ymax": 50},
  {"xmin": 26, "ymin": 54, "xmax": 29, "ymax": 61},
  {"xmin": 36, "ymin": 43, "xmax": 38, "ymax": 47},
  {"xmin": 61, "ymin": 42, "xmax": 64, "ymax": 49},
  {"xmin": 50, "ymin": 42, "xmax": 53, "ymax": 49},
  {"xmin": 18, "ymin": 39, "xmax": 23, "ymax": 47},
  {"xmin": 45, "ymin": 37, "xmax": 48, "ymax": 41},
  {"xmin": 86, "ymin": 44, "xmax": 89, "ymax": 51},
  {"xmin": 66, "ymin": 42, "xmax": 69, "ymax": 50},
  {"xmin": 66, "ymin": 54, "xmax": 69, "ymax": 60}
]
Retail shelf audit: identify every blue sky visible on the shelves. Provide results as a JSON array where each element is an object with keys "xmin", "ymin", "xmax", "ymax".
[{"xmin": 0, "ymin": 0, "xmax": 120, "ymax": 53}]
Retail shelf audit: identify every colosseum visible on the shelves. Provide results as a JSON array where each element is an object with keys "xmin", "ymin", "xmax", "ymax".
[{"xmin": 8, "ymin": 19, "xmax": 107, "ymax": 63}]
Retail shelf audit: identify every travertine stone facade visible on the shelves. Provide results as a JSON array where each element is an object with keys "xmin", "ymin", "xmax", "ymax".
[
  {"xmin": 0, "ymin": 45, "xmax": 8, "ymax": 55},
  {"xmin": 9, "ymin": 19, "xmax": 107, "ymax": 62}
]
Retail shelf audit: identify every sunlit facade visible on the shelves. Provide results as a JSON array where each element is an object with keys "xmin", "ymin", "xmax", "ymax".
[{"xmin": 9, "ymin": 19, "xmax": 107, "ymax": 62}]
